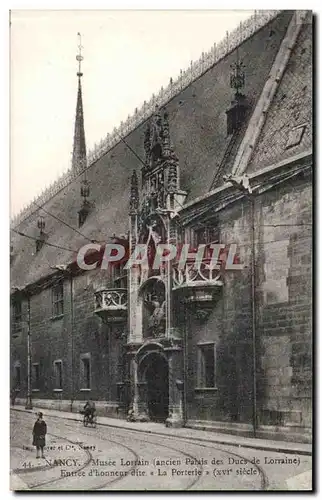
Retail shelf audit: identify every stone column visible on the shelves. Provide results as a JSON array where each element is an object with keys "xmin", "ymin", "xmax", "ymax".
[
  {"xmin": 130, "ymin": 357, "xmax": 149, "ymax": 422},
  {"xmin": 128, "ymin": 170, "xmax": 143, "ymax": 344},
  {"xmin": 166, "ymin": 349, "xmax": 184, "ymax": 428}
]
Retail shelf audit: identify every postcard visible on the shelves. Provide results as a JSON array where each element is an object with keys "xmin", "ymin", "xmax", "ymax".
[{"xmin": 10, "ymin": 9, "xmax": 312, "ymax": 491}]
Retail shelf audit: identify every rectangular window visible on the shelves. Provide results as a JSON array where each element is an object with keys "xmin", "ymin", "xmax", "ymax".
[
  {"xmin": 52, "ymin": 283, "xmax": 64, "ymax": 317},
  {"xmin": 194, "ymin": 225, "xmax": 219, "ymax": 247},
  {"xmin": 53, "ymin": 360, "xmax": 63, "ymax": 390},
  {"xmin": 14, "ymin": 363, "xmax": 21, "ymax": 390},
  {"xmin": 80, "ymin": 355, "xmax": 91, "ymax": 390},
  {"xmin": 113, "ymin": 263, "xmax": 127, "ymax": 289},
  {"xmin": 197, "ymin": 343, "xmax": 216, "ymax": 389},
  {"xmin": 32, "ymin": 363, "xmax": 40, "ymax": 391},
  {"xmin": 12, "ymin": 298, "xmax": 22, "ymax": 333}
]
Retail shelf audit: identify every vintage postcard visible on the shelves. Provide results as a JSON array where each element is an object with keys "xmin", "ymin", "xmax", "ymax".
[{"xmin": 10, "ymin": 9, "xmax": 313, "ymax": 492}]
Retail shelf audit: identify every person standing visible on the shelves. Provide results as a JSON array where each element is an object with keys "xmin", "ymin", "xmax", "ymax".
[{"xmin": 32, "ymin": 412, "xmax": 47, "ymax": 459}]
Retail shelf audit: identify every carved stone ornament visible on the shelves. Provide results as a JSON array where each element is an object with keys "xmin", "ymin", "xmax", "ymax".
[{"xmin": 94, "ymin": 288, "xmax": 128, "ymax": 323}]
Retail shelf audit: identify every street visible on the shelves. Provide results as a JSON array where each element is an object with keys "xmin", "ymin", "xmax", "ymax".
[{"xmin": 10, "ymin": 410, "xmax": 312, "ymax": 491}]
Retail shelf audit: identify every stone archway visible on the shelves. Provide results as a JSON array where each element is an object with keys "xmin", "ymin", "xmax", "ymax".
[{"xmin": 138, "ymin": 350, "xmax": 169, "ymax": 422}]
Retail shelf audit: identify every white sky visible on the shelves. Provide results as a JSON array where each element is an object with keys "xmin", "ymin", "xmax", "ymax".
[{"xmin": 10, "ymin": 9, "xmax": 253, "ymax": 216}]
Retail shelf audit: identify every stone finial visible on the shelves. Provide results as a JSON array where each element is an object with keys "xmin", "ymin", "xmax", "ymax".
[
  {"xmin": 230, "ymin": 59, "xmax": 246, "ymax": 97},
  {"xmin": 37, "ymin": 216, "xmax": 45, "ymax": 234}
]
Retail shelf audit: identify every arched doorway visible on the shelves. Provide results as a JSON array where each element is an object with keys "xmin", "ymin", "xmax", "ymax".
[{"xmin": 139, "ymin": 352, "xmax": 169, "ymax": 422}]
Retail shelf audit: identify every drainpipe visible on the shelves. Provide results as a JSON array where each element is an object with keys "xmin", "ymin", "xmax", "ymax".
[
  {"xmin": 51, "ymin": 266, "xmax": 75, "ymax": 412},
  {"xmin": 69, "ymin": 272, "xmax": 74, "ymax": 413},
  {"xmin": 183, "ymin": 310, "xmax": 188, "ymax": 426},
  {"xmin": 25, "ymin": 293, "xmax": 32, "ymax": 410},
  {"xmin": 250, "ymin": 195, "xmax": 257, "ymax": 437}
]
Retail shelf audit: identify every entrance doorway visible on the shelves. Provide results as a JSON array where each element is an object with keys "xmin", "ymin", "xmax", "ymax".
[{"xmin": 141, "ymin": 352, "xmax": 169, "ymax": 422}]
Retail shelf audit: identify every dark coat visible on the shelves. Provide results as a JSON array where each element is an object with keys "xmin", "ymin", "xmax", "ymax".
[{"xmin": 32, "ymin": 419, "xmax": 47, "ymax": 448}]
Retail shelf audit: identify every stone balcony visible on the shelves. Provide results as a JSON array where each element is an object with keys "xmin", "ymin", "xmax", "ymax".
[
  {"xmin": 94, "ymin": 288, "xmax": 128, "ymax": 323},
  {"xmin": 172, "ymin": 260, "xmax": 223, "ymax": 320}
]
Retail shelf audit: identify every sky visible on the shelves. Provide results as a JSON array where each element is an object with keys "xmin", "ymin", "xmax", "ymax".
[{"xmin": 10, "ymin": 9, "xmax": 254, "ymax": 216}]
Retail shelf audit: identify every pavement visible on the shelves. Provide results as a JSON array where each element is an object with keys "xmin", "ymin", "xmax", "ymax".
[{"xmin": 11, "ymin": 405, "xmax": 312, "ymax": 457}]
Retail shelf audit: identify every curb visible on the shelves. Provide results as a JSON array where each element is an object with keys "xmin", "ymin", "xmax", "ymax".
[{"xmin": 11, "ymin": 407, "xmax": 312, "ymax": 457}]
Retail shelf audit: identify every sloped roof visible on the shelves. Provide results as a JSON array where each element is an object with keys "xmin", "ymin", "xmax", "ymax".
[
  {"xmin": 247, "ymin": 13, "xmax": 312, "ymax": 173},
  {"xmin": 11, "ymin": 11, "xmax": 294, "ymax": 288}
]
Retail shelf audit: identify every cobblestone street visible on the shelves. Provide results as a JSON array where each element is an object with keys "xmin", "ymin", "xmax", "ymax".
[{"xmin": 10, "ymin": 409, "xmax": 312, "ymax": 491}]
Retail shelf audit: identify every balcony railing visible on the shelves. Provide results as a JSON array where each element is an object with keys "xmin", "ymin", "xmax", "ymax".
[
  {"xmin": 172, "ymin": 260, "xmax": 223, "ymax": 320},
  {"xmin": 172, "ymin": 259, "xmax": 223, "ymax": 289},
  {"xmin": 94, "ymin": 288, "xmax": 128, "ymax": 322}
]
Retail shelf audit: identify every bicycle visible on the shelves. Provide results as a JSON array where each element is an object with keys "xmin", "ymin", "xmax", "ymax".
[
  {"xmin": 83, "ymin": 412, "xmax": 97, "ymax": 428},
  {"xmin": 79, "ymin": 409, "xmax": 97, "ymax": 428}
]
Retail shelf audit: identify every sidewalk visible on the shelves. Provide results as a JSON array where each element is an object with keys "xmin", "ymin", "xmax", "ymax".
[{"xmin": 11, "ymin": 406, "xmax": 312, "ymax": 456}]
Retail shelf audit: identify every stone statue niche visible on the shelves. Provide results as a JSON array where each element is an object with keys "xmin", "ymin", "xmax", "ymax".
[{"xmin": 142, "ymin": 280, "xmax": 166, "ymax": 339}]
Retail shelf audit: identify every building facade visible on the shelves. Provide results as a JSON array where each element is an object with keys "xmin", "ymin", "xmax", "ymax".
[{"xmin": 10, "ymin": 10, "xmax": 312, "ymax": 442}]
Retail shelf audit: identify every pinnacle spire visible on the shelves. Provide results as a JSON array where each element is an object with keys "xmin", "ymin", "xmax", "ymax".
[{"xmin": 72, "ymin": 33, "xmax": 86, "ymax": 171}]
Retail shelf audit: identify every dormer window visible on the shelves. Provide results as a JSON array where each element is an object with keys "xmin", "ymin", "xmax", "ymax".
[
  {"xmin": 79, "ymin": 178, "xmax": 91, "ymax": 227},
  {"xmin": 36, "ymin": 237, "xmax": 45, "ymax": 253},
  {"xmin": 226, "ymin": 56, "xmax": 248, "ymax": 135},
  {"xmin": 78, "ymin": 203, "xmax": 90, "ymax": 227}
]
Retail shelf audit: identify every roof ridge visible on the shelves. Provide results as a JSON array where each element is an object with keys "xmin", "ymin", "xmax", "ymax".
[{"xmin": 11, "ymin": 9, "xmax": 282, "ymax": 228}]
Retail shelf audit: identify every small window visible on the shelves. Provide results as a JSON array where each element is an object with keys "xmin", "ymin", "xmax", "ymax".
[
  {"xmin": 53, "ymin": 360, "xmax": 63, "ymax": 390},
  {"xmin": 197, "ymin": 343, "xmax": 216, "ymax": 388},
  {"xmin": 285, "ymin": 125, "xmax": 306, "ymax": 150},
  {"xmin": 113, "ymin": 263, "xmax": 127, "ymax": 289},
  {"xmin": 194, "ymin": 226, "xmax": 219, "ymax": 247},
  {"xmin": 52, "ymin": 283, "xmax": 64, "ymax": 317},
  {"xmin": 14, "ymin": 363, "xmax": 21, "ymax": 390},
  {"xmin": 32, "ymin": 363, "xmax": 40, "ymax": 391},
  {"xmin": 80, "ymin": 354, "xmax": 91, "ymax": 390},
  {"xmin": 12, "ymin": 298, "xmax": 22, "ymax": 333}
]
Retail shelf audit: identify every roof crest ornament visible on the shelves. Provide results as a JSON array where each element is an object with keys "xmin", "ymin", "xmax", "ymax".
[{"xmin": 11, "ymin": 10, "xmax": 282, "ymax": 227}]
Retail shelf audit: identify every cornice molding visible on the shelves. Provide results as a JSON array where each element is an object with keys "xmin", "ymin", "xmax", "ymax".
[{"xmin": 178, "ymin": 150, "xmax": 312, "ymax": 226}]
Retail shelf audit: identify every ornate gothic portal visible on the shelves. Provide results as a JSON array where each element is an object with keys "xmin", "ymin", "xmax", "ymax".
[
  {"xmin": 138, "ymin": 351, "xmax": 169, "ymax": 422},
  {"xmin": 127, "ymin": 107, "xmax": 186, "ymax": 427}
]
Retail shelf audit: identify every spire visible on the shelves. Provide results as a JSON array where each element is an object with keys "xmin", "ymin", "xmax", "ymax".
[{"xmin": 72, "ymin": 33, "xmax": 86, "ymax": 171}]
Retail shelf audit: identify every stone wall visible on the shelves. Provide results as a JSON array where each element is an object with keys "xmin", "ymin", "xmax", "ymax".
[
  {"xmin": 185, "ymin": 172, "xmax": 312, "ymax": 434},
  {"xmin": 11, "ymin": 267, "xmax": 126, "ymax": 415}
]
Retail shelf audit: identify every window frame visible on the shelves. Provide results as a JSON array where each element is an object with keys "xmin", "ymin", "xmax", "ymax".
[
  {"xmin": 196, "ymin": 342, "xmax": 217, "ymax": 391},
  {"xmin": 13, "ymin": 361, "xmax": 21, "ymax": 391},
  {"xmin": 193, "ymin": 225, "xmax": 219, "ymax": 248},
  {"xmin": 12, "ymin": 297, "xmax": 22, "ymax": 334},
  {"xmin": 80, "ymin": 353, "xmax": 91, "ymax": 391},
  {"xmin": 112, "ymin": 262, "xmax": 127, "ymax": 289},
  {"xmin": 52, "ymin": 282, "xmax": 64, "ymax": 318},
  {"xmin": 32, "ymin": 362, "xmax": 40, "ymax": 392},
  {"xmin": 53, "ymin": 359, "xmax": 63, "ymax": 391}
]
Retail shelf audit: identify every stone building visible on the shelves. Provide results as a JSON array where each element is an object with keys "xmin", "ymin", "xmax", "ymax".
[{"xmin": 10, "ymin": 10, "xmax": 312, "ymax": 442}]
